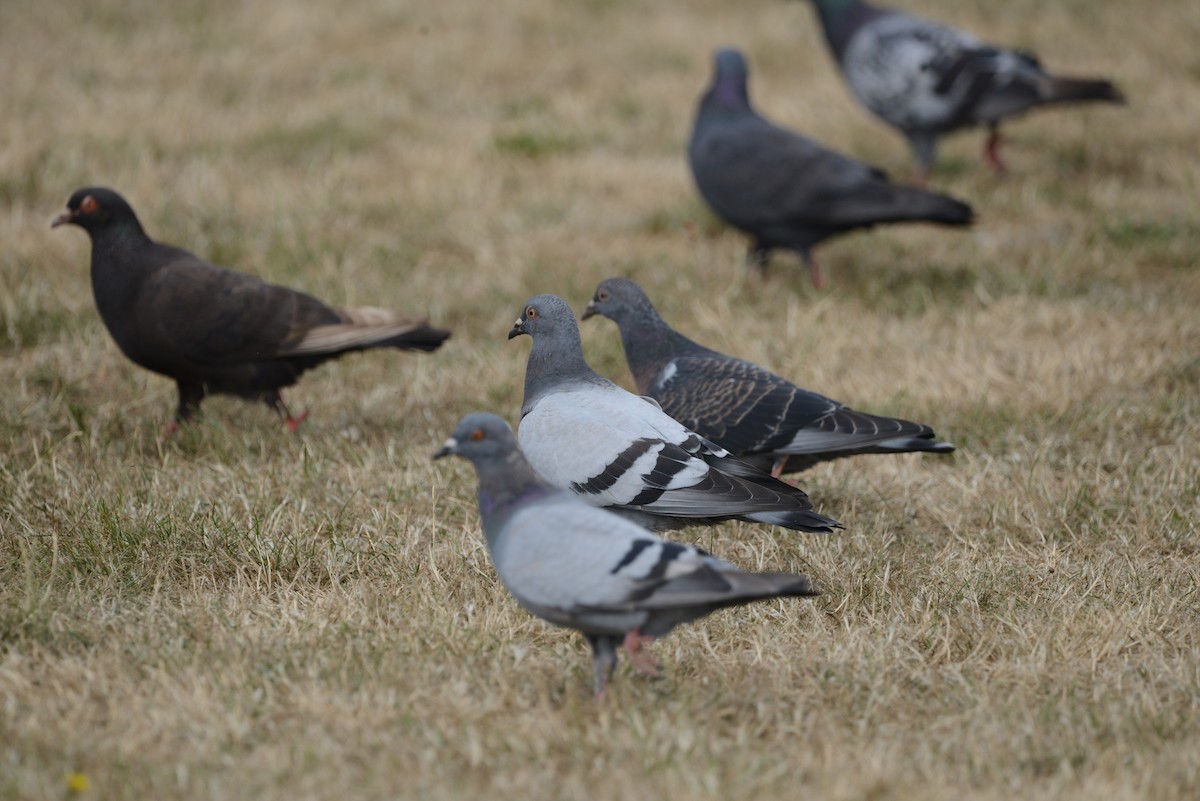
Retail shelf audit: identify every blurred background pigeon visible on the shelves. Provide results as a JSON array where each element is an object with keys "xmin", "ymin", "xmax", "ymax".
[
  {"xmin": 805, "ymin": 0, "xmax": 1124, "ymax": 181},
  {"xmin": 689, "ymin": 48, "xmax": 974, "ymax": 287}
]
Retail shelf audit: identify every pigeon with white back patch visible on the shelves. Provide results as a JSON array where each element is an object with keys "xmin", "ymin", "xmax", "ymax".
[
  {"xmin": 583, "ymin": 277, "xmax": 954, "ymax": 477},
  {"xmin": 805, "ymin": 0, "xmax": 1124, "ymax": 180}
]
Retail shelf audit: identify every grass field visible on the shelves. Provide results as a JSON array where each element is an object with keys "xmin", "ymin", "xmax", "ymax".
[{"xmin": 2, "ymin": 0, "xmax": 1198, "ymax": 798}]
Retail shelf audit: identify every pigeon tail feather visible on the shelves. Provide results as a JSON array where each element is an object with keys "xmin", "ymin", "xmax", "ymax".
[
  {"xmin": 1044, "ymin": 76, "xmax": 1125, "ymax": 106},
  {"xmin": 280, "ymin": 307, "xmax": 450, "ymax": 356}
]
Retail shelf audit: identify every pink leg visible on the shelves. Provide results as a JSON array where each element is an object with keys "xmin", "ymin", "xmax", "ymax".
[
  {"xmin": 622, "ymin": 629, "xmax": 661, "ymax": 677},
  {"xmin": 808, "ymin": 251, "xmax": 826, "ymax": 290},
  {"xmin": 770, "ymin": 455, "xmax": 790, "ymax": 480},
  {"xmin": 162, "ymin": 419, "xmax": 180, "ymax": 437},
  {"xmin": 984, "ymin": 127, "xmax": 1007, "ymax": 175}
]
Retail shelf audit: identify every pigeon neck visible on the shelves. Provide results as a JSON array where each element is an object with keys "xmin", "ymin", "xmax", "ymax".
[
  {"xmin": 522, "ymin": 330, "xmax": 600, "ymax": 411},
  {"xmin": 813, "ymin": 0, "xmax": 880, "ymax": 59},
  {"xmin": 87, "ymin": 221, "xmax": 157, "ymax": 319},
  {"xmin": 614, "ymin": 312, "xmax": 692, "ymax": 394},
  {"xmin": 703, "ymin": 75, "xmax": 750, "ymax": 117},
  {"xmin": 474, "ymin": 455, "xmax": 556, "ymax": 541}
]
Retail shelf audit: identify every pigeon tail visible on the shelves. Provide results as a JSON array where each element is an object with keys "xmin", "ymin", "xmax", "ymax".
[
  {"xmin": 744, "ymin": 508, "xmax": 843, "ymax": 534},
  {"xmin": 870, "ymin": 436, "xmax": 956, "ymax": 455},
  {"xmin": 1044, "ymin": 76, "xmax": 1125, "ymax": 106},
  {"xmin": 888, "ymin": 188, "xmax": 975, "ymax": 227},
  {"xmin": 279, "ymin": 307, "xmax": 450, "ymax": 356},
  {"xmin": 642, "ymin": 565, "xmax": 820, "ymax": 611},
  {"xmin": 716, "ymin": 570, "xmax": 820, "ymax": 603}
]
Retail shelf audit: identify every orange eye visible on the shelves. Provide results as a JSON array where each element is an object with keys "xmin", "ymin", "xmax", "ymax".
[
  {"xmin": 80, "ymin": 195, "xmax": 99, "ymax": 214},
  {"xmin": 470, "ymin": 428, "xmax": 485, "ymax": 442},
  {"xmin": 525, "ymin": 306, "xmax": 538, "ymax": 319}
]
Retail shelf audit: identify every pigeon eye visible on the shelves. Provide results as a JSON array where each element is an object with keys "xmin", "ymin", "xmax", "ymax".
[
  {"xmin": 471, "ymin": 428, "xmax": 485, "ymax": 442},
  {"xmin": 597, "ymin": 290, "xmax": 609, "ymax": 301},
  {"xmin": 80, "ymin": 195, "xmax": 99, "ymax": 214},
  {"xmin": 525, "ymin": 307, "xmax": 538, "ymax": 319}
]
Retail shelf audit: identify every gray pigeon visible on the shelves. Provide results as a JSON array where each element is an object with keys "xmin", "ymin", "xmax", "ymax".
[
  {"xmin": 582, "ymin": 277, "xmax": 955, "ymax": 476},
  {"xmin": 508, "ymin": 294, "xmax": 841, "ymax": 533},
  {"xmin": 688, "ymin": 48, "xmax": 974, "ymax": 288},
  {"xmin": 433, "ymin": 412, "xmax": 820, "ymax": 697},
  {"xmin": 806, "ymin": 0, "xmax": 1124, "ymax": 180}
]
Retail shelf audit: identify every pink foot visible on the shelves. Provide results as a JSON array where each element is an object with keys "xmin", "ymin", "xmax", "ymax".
[
  {"xmin": 622, "ymin": 630, "xmax": 661, "ymax": 677},
  {"xmin": 162, "ymin": 419, "xmax": 180, "ymax": 436},
  {"xmin": 285, "ymin": 409, "xmax": 310, "ymax": 433}
]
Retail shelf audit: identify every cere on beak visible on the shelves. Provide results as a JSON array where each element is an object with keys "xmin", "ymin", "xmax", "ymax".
[
  {"xmin": 507, "ymin": 317, "xmax": 526, "ymax": 339},
  {"xmin": 50, "ymin": 209, "xmax": 74, "ymax": 228},
  {"xmin": 432, "ymin": 437, "xmax": 459, "ymax": 460},
  {"xmin": 580, "ymin": 301, "xmax": 597, "ymax": 320}
]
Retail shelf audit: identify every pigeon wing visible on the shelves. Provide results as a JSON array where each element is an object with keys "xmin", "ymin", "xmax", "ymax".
[{"xmin": 138, "ymin": 248, "xmax": 337, "ymax": 368}]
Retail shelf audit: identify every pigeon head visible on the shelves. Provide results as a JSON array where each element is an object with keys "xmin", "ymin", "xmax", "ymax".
[
  {"xmin": 581, "ymin": 277, "xmax": 660, "ymax": 326},
  {"xmin": 508, "ymin": 293, "xmax": 600, "ymax": 410},
  {"xmin": 507, "ymin": 294, "xmax": 579, "ymax": 342},
  {"xmin": 433, "ymin": 412, "xmax": 552, "ymax": 519},
  {"xmin": 702, "ymin": 48, "xmax": 751, "ymax": 112},
  {"xmin": 433, "ymin": 412, "xmax": 519, "ymax": 466},
  {"xmin": 51, "ymin": 187, "xmax": 142, "ymax": 234}
]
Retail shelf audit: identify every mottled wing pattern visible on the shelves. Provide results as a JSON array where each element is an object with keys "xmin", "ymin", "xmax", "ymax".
[
  {"xmin": 652, "ymin": 355, "xmax": 838, "ymax": 456},
  {"xmin": 843, "ymin": 13, "xmax": 985, "ymax": 129}
]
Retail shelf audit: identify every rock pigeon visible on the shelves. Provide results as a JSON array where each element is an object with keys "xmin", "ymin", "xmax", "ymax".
[
  {"xmin": 52, "ymin": 187, "xmax": 450, "ymax": 431},
  {"xmin": 508, "ymin": 293, "xmax": 841, "ymax": 533},
  {"xmin": 805, "ymin": 0, "xmax": 1124, "ymax": 180},
  {"xmin": 433, "ymin": 412, "xmax": 820, "ymax": 697},
  {"xmin": 582, "ymin": 277, "xmax": 955, "ymax": 477},
  {"xmin": 688, "ymin": 48, "xmax": 974, "ymax": 288}
]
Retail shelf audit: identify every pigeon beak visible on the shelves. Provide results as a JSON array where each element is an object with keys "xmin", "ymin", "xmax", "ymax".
[
  {"xmin": 580, "ymin": 301, "xmax": 597, "ymax": 320},
  {"xmin": 50, "ymin": 208, "xmax": 75, "ymax": 228},
  {"xmin": 432, "ymin": 437, "xmax": 458, "ymax": 460},
  {"xmin": 507, "ymin": 317, "xmax": 526, "ymax": 340}
]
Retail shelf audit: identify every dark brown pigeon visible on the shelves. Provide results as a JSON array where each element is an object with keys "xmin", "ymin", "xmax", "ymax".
[
  {"xmin": 52, "ymin": 187, "xmax": 451, "ymax": 431},
  {"xmin": 582, "ymin": 277, "xmax": 954, "ymax": 477},
  {"xmin": 688, "ymin": 48, "xmax": 975, "ymax": 288}
]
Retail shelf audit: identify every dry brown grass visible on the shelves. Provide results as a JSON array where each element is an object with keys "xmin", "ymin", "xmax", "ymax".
[{"xmin": 2, "ymin": 0, "xmax": 1199, "ymax": 798}]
